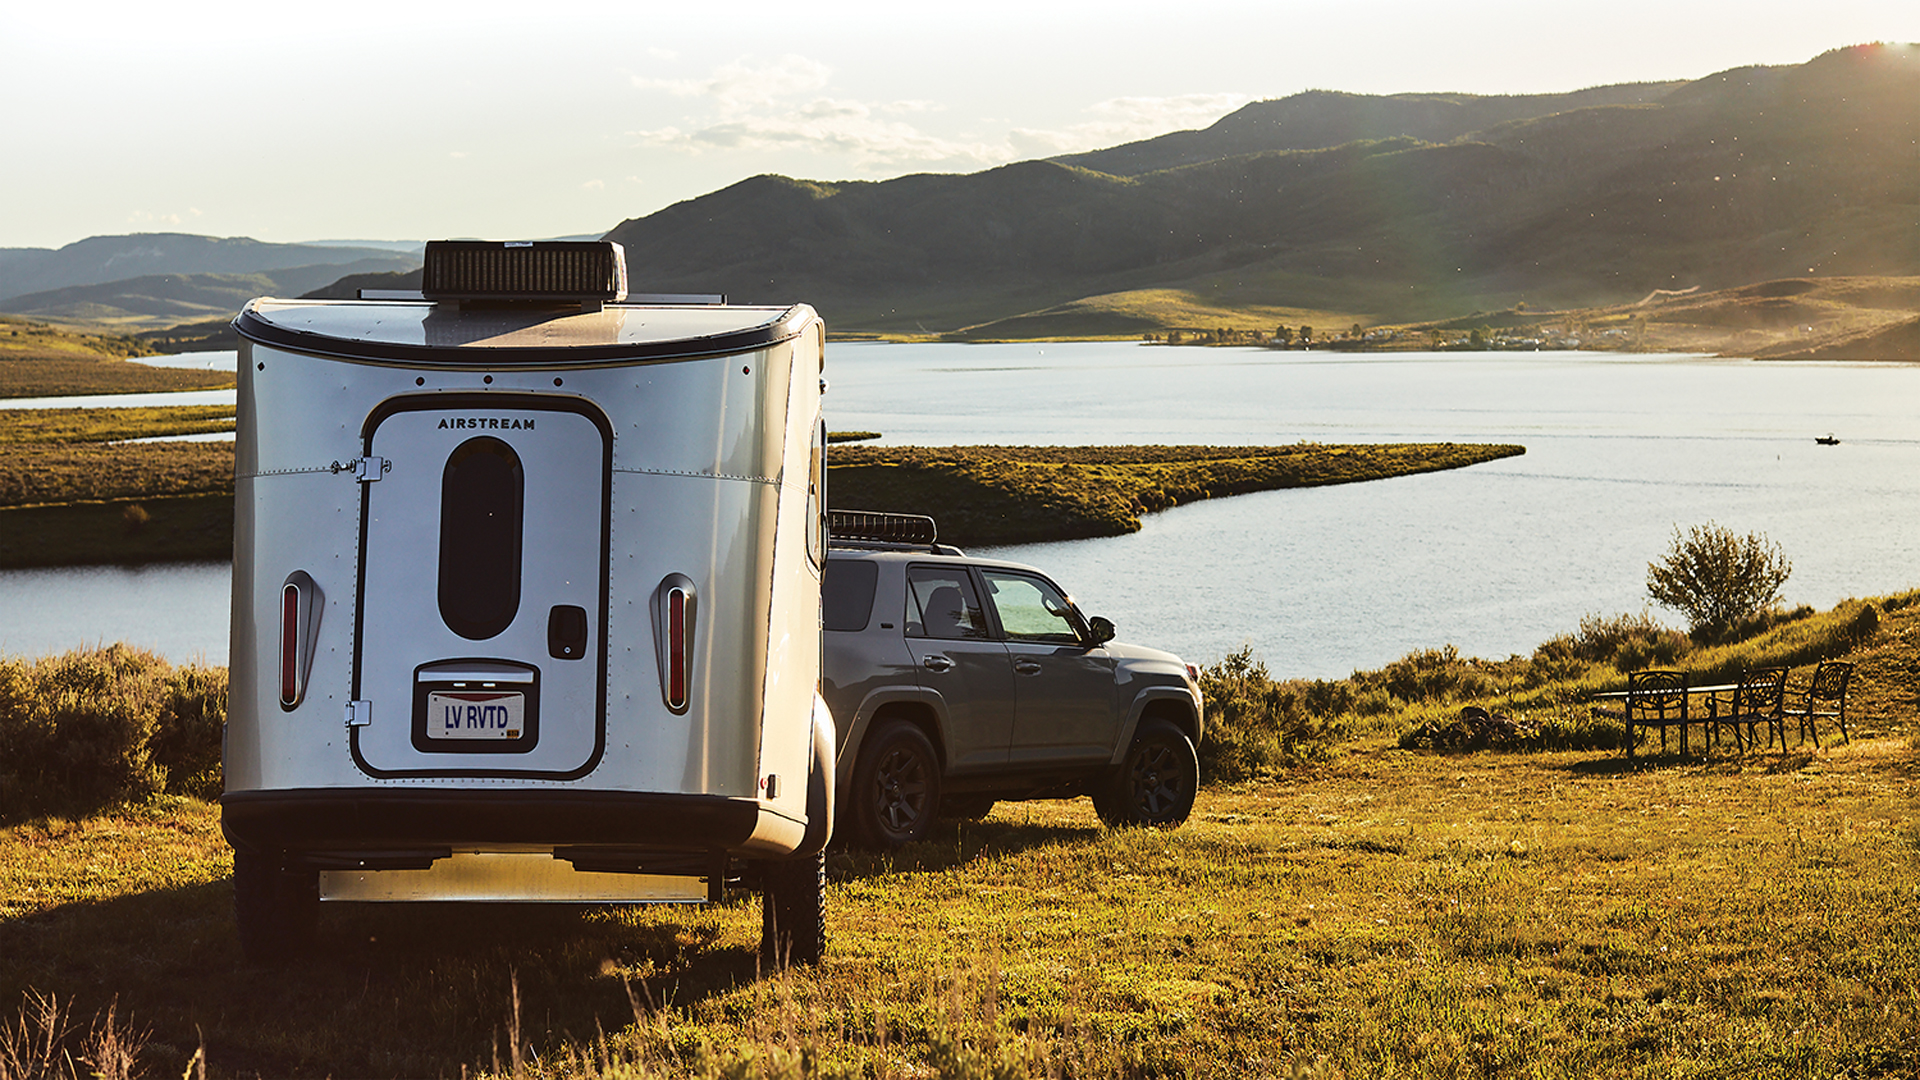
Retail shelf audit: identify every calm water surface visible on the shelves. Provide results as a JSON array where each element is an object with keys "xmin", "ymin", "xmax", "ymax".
[
  {"xmin": 827, "ymin": 342, "xmax": 1920, "ymax": 676},
  {"xmin": 4, "ymin": 342, "xmax": 1916, "ymax": 676}
]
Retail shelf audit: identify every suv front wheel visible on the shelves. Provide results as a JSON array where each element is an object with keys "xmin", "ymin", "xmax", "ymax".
[
  {"xmin": 849, "ymin": 721, "xmax": 943, "ymax": 848},
  {"xmin": 1094, "ymin": 718, "xmax": 1198, "ymax": 828}
]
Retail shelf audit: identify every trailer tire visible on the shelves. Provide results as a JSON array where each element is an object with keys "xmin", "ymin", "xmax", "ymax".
[
  {"xmin": 848, "ymin": 721, "xmax": 942, "ymax": 849},
  {"xmin": 233, "ymin": 849, "xmax": 318, "ymax": 966},
  {"xmin": 759, "ymin": 850, "xmax": 826, "ymax": 969}
]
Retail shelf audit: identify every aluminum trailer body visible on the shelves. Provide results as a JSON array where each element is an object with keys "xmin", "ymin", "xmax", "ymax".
[{"xmin": 222, "ymin": 241, "xmax": 832, "ymax": 963}]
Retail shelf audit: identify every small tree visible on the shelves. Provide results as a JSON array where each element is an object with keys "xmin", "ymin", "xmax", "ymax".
[{"xmin": 1646, "ymin": 522, "xmax": 1791, "ymax": 637}]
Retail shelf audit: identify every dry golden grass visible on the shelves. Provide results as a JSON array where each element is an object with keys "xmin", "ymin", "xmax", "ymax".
[
  {"xmin": 0, "ymin": 318, "xmax": 232, "ymax": 399},
  {"xmin": 0, "ymin": 407, "xmax": 235, "ymax": 446},
  {"xmin": 0, "ymin": 734, "xmax": 1912, "ymax": 1078}
]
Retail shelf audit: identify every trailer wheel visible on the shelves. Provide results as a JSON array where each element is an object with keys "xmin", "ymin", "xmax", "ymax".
[
  {"xmin": 848, "ymin": 721, "xmax": 942, "ymax": 849},
  {"xmin": 759, "ymin": 851, "xmax": 826, "ymax": 969},
  {"xmin": 232, "ymin": 849, "xmax": 318, "ymax": 966}
]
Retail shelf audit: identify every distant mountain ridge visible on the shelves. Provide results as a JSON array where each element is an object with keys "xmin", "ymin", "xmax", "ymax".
[
  {"xmin": 0, "ymin": 260, "xmax": 417, "ymax": 329},
  {"xmin": 601, "ymin": 43, "xmax": 1920, "ymax": 335},
  {"xmin": 1052, "ymin": 81, "xmax": 1687, "ymax": 176},
  {"xmin": 0, "ymin": 233, "xmax": 417, "ymax": 305}
]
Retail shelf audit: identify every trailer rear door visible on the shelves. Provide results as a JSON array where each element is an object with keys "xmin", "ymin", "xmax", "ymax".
[{"xmin": 352, "ymin": 395, "xmax": 611, "ymax": 779}]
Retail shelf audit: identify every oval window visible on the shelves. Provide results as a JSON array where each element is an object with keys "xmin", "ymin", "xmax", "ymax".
[{"xmin": 438, "ymin": 436, "xmax": 524, "ymax": 640}]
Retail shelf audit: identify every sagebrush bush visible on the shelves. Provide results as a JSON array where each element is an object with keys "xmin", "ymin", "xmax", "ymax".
[
  {"xmin": 0, "ymin": 644, "xmax": 226, "ymax": 820},
  {"xmin": 1533, "ymin": 611, "xmax": 1688, "ymax": 673},
  {"xmin": 1196, "ymin": 646, "xmax": 1344, "ymax": 781}
]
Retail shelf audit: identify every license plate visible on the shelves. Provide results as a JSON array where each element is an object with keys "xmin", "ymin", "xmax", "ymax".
[{"xmin": 426, "ymin": 690, "xmax": 525, "ymax": 740}]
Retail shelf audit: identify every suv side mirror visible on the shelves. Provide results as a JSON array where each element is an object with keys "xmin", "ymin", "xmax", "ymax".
[{"xmin": 1086, "ymin": 616, "xmax": 1116, "ymax": 645}]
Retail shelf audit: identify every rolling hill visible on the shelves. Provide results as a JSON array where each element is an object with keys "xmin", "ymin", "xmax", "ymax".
[
  {"xmin": 0, "ymin": 260, "xmax": 417, "ymax": 330},
  {"xmin": 0, "ymin": 233, "xmax": 417, "ymax": 305},
  {"xmin": 601, "ymin": 43, "xmax": 1920, "ymax": 336}
]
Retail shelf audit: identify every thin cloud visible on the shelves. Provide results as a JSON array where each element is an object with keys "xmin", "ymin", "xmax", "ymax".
[
  {"xmin": 1008, "ymin": 93, "xmax": 1249, "ymax": 158},
  {"xmin": 633, "ymin": 54, "xmax": 833, "ymax": 112},
  {"xmin": 631, "ymin": 57, "xmax": 1243, "ymax": 175}
]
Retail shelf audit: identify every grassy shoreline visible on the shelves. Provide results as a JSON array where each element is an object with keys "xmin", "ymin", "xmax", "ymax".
[
  {"xmin": 1, "ymin": 593, "xmax": 1913, "ymax": 1077},
  {"xmin": 0, "ymin": 438, "xmax": 1523, "ymax": 568}
]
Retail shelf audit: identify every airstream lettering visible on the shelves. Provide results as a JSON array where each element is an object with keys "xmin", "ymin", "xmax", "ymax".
[{"xmin": 223, "ymin": 240, "xmax": 833, "ymax": 966}]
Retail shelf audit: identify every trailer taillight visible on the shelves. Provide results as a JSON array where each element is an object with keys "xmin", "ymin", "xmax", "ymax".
[
  {"xmin": 281, "ymin": 584, "xmax": 300, "ymax": 704},
  {"xmin": 667, "ymin": 588, "xmax": 688, "ymax": 710},
  {"xmin": 652, "ymin": 574, "xmax": 697, "ymax": 715},
  {"xmin": 279, "ymin": 570, "xmax": 323, "ymax": 710}
]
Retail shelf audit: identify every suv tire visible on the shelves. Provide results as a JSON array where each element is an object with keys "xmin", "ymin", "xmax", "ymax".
[
  {"xmin": 1095, "ymin": 718, "xmax": 1198, "ymax": 828},
  {"xmin": 849, "ymin": 721, "xmax": 942, "ymax": 849}
]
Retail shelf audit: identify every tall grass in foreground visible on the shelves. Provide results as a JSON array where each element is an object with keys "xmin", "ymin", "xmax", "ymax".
[{"xmin": 0, "ymin": 992, "xmax": 147, "ymax": 1080}]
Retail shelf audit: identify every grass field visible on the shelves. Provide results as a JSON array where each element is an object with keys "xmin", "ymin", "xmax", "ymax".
[
  {"xmin": 2, "ymin": 742, "xmax": 1912, "ymax": 1078},
  {"xmin": 2, "ymin": 595, "xmax": 1914, "ymax": 1078}
]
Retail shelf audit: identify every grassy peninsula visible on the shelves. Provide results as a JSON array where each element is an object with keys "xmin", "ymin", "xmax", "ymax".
[
  {"xmin": 0, "ymin": 406, "xmax": 238, "ymax": 568},
  {"xmin": 2, "ymin": 590, "xmax": 1914, "ymax": 1077},
  {"xmin": 829, "ymin": 443, "xmax": 1524, "ymax": 546},
  {"xmin": 0, "ymin": 418, "xmax": 1522, "ymax": 566},
  {"xmin": 0, "ymin": 318, "xmax": 234, "ymax": 399}
]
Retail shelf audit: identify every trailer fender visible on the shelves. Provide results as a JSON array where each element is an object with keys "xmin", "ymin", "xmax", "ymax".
[{"xmin": 790, "ymin": 695, "xmax": 837, "ymax": 858}]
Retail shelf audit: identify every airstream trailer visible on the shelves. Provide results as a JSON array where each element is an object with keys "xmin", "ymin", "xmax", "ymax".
[{"xmin": 222, "ymin": 240, "xmax": 833, "ymax": 966}]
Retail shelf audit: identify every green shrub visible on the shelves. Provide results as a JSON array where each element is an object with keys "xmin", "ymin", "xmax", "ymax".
[
  {"xmin": 1533, "ymin": 612, "xmax": 1689, "ymax": 673},
  {"xmin": 1195, "ymin": 647, "xmax": 1344, "ymax": 781},
  {"xmin": 1647, "ymin": 522, "xmax": 1792, "ymax": 640},
  {"xmin": 1372, "ymin": 645, "xmax": 1498, "ymax": 703},
  {"xmin": 0, "ymin": 644, "xmax": 226, "ymax": 820}
]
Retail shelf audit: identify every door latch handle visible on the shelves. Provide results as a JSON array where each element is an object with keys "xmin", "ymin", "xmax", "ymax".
[
  {"xmin": 922, "ymin": 655, "xmax": 954, "ymax": 672},
  {"xmin": 1013, "ymin": 660, "xmax": 1043, "ymax": 675},
  {"xmin": 333, "ymin": 456, "xmax": 390, "ymax": 482}
]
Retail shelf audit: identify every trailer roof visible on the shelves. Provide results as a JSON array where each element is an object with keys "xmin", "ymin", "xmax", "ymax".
[{"xmin": 235, "ymin": 298, "xmax": 815, "ymax": 366}]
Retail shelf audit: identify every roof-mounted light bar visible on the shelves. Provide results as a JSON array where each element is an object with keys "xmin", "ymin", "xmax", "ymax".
[{"xmin": 420, "ymin": 240, "xmax": 629, "ymax": 305}]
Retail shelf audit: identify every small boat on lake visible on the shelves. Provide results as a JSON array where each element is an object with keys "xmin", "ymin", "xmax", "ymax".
[{"xmin": 1816, "ymin": 434, "xmax": 1840, "ymax": 445}]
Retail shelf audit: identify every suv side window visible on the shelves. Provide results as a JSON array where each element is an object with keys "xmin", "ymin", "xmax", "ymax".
[
  {"xmin": 822, "ymin": 558, "xmax": 878, "ymax": 632},
  {"xmin": 981, "ymin": 571, "xmax": 1083, "ymax": 644},
  {"xmin": 905, "ymin": 567, "xmax": 992, "ymax": 640}
]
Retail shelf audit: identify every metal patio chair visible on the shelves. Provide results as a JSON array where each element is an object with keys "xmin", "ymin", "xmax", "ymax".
[
  {"xmin": 1783, "ymin": 660, "xmax": 1854, "ymax": 748},
  {"xmin": 1727, "ymin": 666, "xmax": 1789, "ymax": 751},
  {"xmin": 1594, "ymin": 669, "xmax": 1689, "ymax": 756}
]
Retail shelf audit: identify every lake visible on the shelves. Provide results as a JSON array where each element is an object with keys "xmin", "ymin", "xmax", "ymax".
[{"xmin": 3, "ymin": 342, "xmax": 1916, "ymax": 676}]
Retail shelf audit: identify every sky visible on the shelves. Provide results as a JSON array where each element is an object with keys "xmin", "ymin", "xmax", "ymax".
[{"xmin": 4, "ymin": 0, "xmax": 1915, "ymax": 250}]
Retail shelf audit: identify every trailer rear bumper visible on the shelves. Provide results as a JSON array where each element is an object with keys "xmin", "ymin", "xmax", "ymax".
[{"xmin": 222, "ymin": 787, "xmax": 799, "ymax": 866}]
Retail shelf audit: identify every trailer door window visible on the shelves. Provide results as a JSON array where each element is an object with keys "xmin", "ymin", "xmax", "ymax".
[{"xmin": 438, "ymin": 436, "xmax": 524, "ymax": 640}]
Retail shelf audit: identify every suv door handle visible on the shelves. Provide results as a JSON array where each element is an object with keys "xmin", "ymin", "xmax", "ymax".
[
  {"xmin": 1013, "ymin": 659, "xmax": 1043, "ymax": 675},
  {"xmin": 922, "ymin": 655, "xmax": 955, "ymax": 672}
]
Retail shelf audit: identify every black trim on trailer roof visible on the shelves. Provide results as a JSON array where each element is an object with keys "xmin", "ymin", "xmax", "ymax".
[{"xmin": 232, "ymin": 300, "xmax": 814, "ymax": 367}]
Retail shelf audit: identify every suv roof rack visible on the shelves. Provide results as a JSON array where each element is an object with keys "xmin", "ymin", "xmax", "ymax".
[{"xmin": 828, "ymin": 510, "xmax": 964, "ymax": 555}]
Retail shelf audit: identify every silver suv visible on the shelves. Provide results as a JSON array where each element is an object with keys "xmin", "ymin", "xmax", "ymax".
[{"xmin": 821, "ymin": 512, "xmax": 1204, "ymax": 848}]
